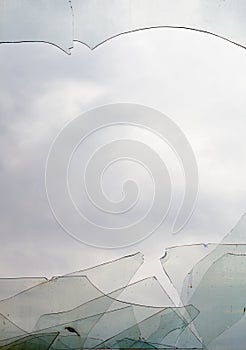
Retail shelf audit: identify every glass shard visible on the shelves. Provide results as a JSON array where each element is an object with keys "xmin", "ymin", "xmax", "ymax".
[
  {"xmin": 185, "ymin": 253, "xmax": 246, "ymax": 345},
  {"xmin": 1, "ymin": 0, "xmax": 246, "ymax": 53},
  {"xmin": 0, "ymin": 253, "xmax": 143, "ymax": 332},
  {"xmin": 0, "ymin": 314, "xmax": 26, "ymax": 342},
  {"xmin": 96, "ymin": 306, "xmax": 199, "ymax": 349},
  {"xmin": 73, "ymin": 0, "xmax": 246, "ymax": 50},
  {"xmin": 35, "ymin": 277, "xmax": 174, "ymax": 332},
  {"xmin": 161, "ymin": 215, "xmax": 246, "ymax": 347},
  {"xmin": 161, "ymin": 244, "xmax": 216, "ymax": 297},
  {"xmin": 0, "ymin": 332, "xmax": 59, "ymax": 350},
  {"xmin": 66, "ymin": 252, "xmax": 144, "ymax": 294},
  {"xmin": 0, "ymin": 0, "xmax": 73, "ymax": 53},
  {"xmin": 0, "ymin": 252, "xmax": 201, "ymax": 348},
  {"xmin": 0, "ymin": 278, "xmax": 47, "ymax": 301},
  {"xmin": 161, "ymin": 215, "xmax": 246, "ymax": 298}
]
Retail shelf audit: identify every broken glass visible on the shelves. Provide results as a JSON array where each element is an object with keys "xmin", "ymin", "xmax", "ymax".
[
  {"xmin": 161, "ymin": 215, "xmax": 246, "ymax": 347},
  {"xmin": 0, "ymin": 251, "xmax": 202, "ymax": 349},
  {"xmin": 180, "ymin": 215, "xmax": 246, "ymax": 303},
  {"xmin": 0, "ymin": 332, "xmax": 59, "ymax": 350},
  {"xmin": 0, "ymin": 0, "xmax": 73, "ymax": 53},
  {"xmin": 34, "ymin": 276, "xmax": 174, "ymax": 331},
  {"xmin": 0, "ymin": 1, "xmax": 246, "ymax": 349},
  {"xmin": 66, "ymin": 252, "xmax": 144, "ymax": 294},
  {"xmin": 34, "ymin": 282, "xmax": 181, "ymax": 347},
  {"xmin": 40, "ymin": 307, "xmax": 137, "ymax": 349},
  {"xmin": 0, "ymin": 276, "xmax": 106, "ymax": 332},
  {"xmin": 0, "ymin": 278, "xmax": 47, "ymax": 301},
  {"xmin": 114, "ymin": 338, "xmax": 159, "ymax": 349},
  {"xmin": 3, "ymin": 224, "xmax": 246, "ymax": 348},
  {"xmin": 0, "ymin": 253, "xmax": 143, "ymax": 332},
  {"xmin": 207, "ymin": 314, "xmax": 246, "ymax": 350},
  {"xmin": 0, "ymin": 297, "xmax": 199, "ymax": 348},
  {"xmin": 161, "ymin": 243, "xmax": 216, "ymax": 298},
  {"xmin": 161, "ymin": 214, "xmax": 246, "ymax": 298},
  {"xmin": 73, "ymin": 0, "xmax": 246, "ymax": 50},
  {"xmin": 184, "ymin": 253, "xmax": 246, "ymax": 346},
  {"xmin": 174, "ymin": 326, "xmax": 204, "ymax": 350},
  {"xmin": 95, "ymin": 305, "xmax": 199, "ymax": 349},
  {"xmin": 1, "ymin": 0, "xmax": 246, "ymax": 53},
  {"xmin": 0, "ymin": 313, "xmax": 26, "ymax": 342}
]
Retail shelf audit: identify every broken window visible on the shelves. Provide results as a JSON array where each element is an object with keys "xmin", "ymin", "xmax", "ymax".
[{"xmin": 0, "ymin": 1, "xmax": 246, "ymax": 349}]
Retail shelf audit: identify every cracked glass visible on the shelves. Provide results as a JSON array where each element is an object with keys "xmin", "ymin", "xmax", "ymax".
[{"xmin": 1, "ymin": 1, "xmax": 246, "ymax": 349}]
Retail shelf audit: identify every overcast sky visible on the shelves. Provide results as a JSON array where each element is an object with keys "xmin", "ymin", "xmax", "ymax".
[{"xmin": 0, "ymin": 25, "xmax": 246, "ymax": 290}]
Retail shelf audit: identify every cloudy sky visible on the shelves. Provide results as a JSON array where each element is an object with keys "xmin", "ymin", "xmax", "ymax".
[{"xmin": 0, "ymin": 8, "xmax": 246, "ymax": 294}]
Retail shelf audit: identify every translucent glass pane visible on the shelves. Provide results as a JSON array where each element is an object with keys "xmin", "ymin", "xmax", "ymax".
[
  {"xmin": 0, "ymin": 276, "xmax": 103, "ymax": 332},
  {"xmin": 34, "ymin": 306, "xmax": 183, "ymax": 348},
  {"xmin": 0, "ymin": 278, "xmax": 47, "ymax": 301},
  {"xmin": 0, "ymin": 253, "xmax": 143, "ymax": 332},
  {"xmin": 161, "ymin": 215, "xmax": 246, "ymax": 299},
  {"xmin": 0, "ymin": 276, "xmax": 199, "ymax": 348},
  {"xmin": 0, "ymin": 0, "xmax": 73, "ymax": 53},
  {"xmin": 160, "ymin": 216, "xmax": 246, "ymax": 347},
  {"xmin": 1, "ymin": 0, "xmax": 246, "ymax": 53},
  {"xmin": 66, "ymin": 252, "xmax": 144, "ymax": 293},
  {"xmin": 181, "ymin": 244, "xmax": 246, "ymax": 303},
  {"xmin": 186, "ymin": 254, "xmax": 246, "ymax": 346},
  {"xmin": 73, "ymin": 0, "xmax": 246, "ymax": 50},
  {"xmin": 161, "ymin": 244, "xmax": 216, "ymax": 297},
  {"xmin": 207, "ymin": 315, "xmax": 246, "ymax": 350},
  {"xmin": 1, "ymin": 1, "xmax": 246, "ymax": 349},
  {"xmin": 35, "ymin": 277, "xmax": 174, "ymax": 331},
  {"xmin": 96, "ymin": 306, "xmax": 198, "ymax": 349},
  {"xmin": 0, "ymin": 332, "xmax": 59, "ymax": 350},
  {"xmin": 0, "ymin": 314, "xmax": 26, "ymax": 342}
]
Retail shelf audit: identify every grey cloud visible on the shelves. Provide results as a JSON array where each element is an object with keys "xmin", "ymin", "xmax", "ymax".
[{"xmin": 0, "ymin": 28, "xmax": 245, "ymax": 282}]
